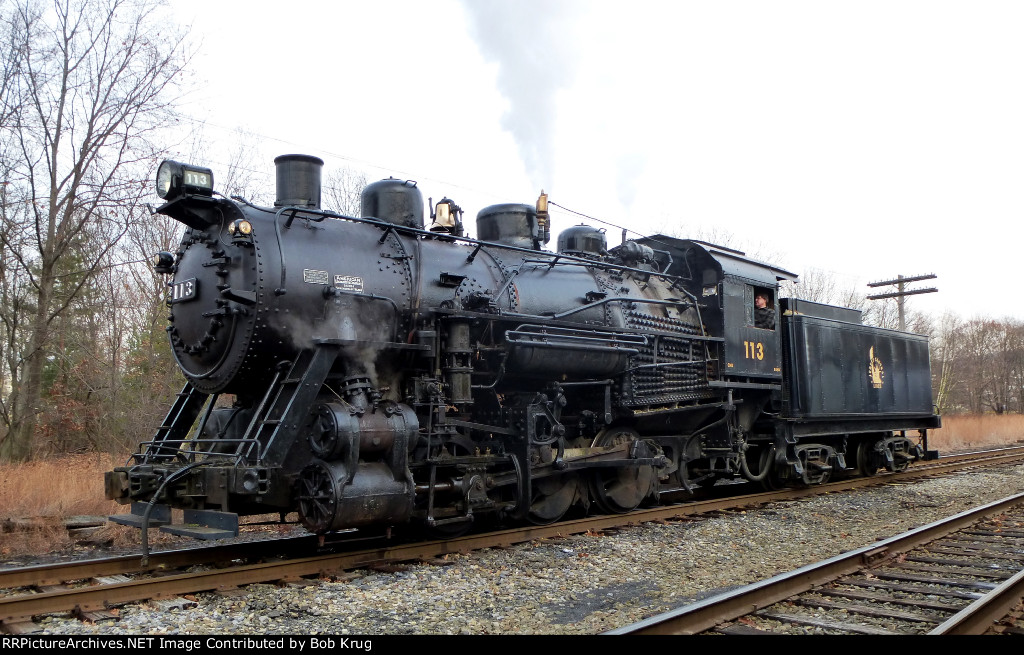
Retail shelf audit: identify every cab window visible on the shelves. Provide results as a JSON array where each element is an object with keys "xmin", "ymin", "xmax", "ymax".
[{"xmin": 749, "ymin": 286, "xmax": 776, "ymax": 330}]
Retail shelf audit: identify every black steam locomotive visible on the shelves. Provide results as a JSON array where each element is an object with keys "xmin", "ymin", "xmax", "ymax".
[{"xmin": 105, "ymin": 155, "xmax": 940, "ymax": 539}]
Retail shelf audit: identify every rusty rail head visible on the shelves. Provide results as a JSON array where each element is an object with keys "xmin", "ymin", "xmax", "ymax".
[{"xmin": 606, "ymin": 492, "xmax": 1024, "ymax": 635}]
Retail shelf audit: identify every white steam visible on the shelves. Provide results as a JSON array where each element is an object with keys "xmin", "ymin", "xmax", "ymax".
[
  {"xmin": 461, "ymin": 0, "xmax": 584, "ymax": 189},
  {"xmin": 279, "ymin": 299, "xmax": 397, "ymax": 393}
]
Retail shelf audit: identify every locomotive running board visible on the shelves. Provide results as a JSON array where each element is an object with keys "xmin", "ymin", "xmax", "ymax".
[
  {"xmin": 108, "ymin": 502, "xmax": 171, "ymax": 528},
  {"xmin": 159, "ymin": 509, "xmax": 239, "ymax": 540},
  {"xmin": 709, "ymin": 380, "xmax": 782, "ymax": 390},
  {"xmin": 108, "ymin": 504, "xmax": 239, "ymax": 540}
]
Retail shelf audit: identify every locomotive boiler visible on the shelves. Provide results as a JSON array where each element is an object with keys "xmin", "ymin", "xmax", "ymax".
[{"xmin": 105, "ymin": 155, "xmax": 940, "ymax": 539}]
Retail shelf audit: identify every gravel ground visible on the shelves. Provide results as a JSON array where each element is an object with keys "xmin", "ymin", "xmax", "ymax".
[{"xmin": 27, "ymin": 463, "xmax": 1024, "ymax": 635}]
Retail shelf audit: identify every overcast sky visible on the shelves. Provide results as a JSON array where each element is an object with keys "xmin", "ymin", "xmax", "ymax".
[{"xmin": 165, "ymin": 0, "xmax": 1024, "ymax": 322}]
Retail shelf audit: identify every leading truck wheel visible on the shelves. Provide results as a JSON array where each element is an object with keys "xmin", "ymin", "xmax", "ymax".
[
  {"xmin": 588, "ymin": 428, "xmax": 657, "ymax": 514},
  {"xmin": 295, "ymin": 461, "xmax": 338, "ymax": 534},
  {"xmin": 295, "ymin": 460, "xmax": 413, "ymax": 533}
]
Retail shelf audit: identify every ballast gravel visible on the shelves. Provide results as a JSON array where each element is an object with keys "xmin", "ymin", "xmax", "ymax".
[{"xmin": 28, "ymin": 463, "xmax": 1024, "ymax": 635}]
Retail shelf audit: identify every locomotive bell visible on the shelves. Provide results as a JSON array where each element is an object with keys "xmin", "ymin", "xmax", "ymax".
[
  {"xmin": 274, "ymin": 154, "xmax": 323, "ymax": 209},
  {"xmin": 430, "ymin": 197, "xmax": 463, "ymax": 236}
]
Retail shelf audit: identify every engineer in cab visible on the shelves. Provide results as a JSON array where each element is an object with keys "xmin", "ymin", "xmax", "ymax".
[{"xmin": 754, "ymin": 292, "xmax": 776, "ymax": 330}]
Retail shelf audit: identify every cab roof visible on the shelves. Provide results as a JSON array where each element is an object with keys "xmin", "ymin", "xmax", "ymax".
[{"xmin": 637, "ymin": 235, "xmax": 799, "ymax": 286}]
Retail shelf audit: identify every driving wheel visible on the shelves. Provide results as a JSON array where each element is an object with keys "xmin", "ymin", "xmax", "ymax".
[{"xmin": 588, "ymin": 428, "xmax": 657, "ymax": 514}]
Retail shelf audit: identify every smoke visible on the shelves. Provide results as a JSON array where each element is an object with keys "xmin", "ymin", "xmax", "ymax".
[
  {"xmin": 461, "ymin": 0, "xmax": 584, "ymax": 189},
  {"xmin": 614, "ymin": 149, "xmax": 647, "ymax": 211},
  {"xmin": 279, "ymin": 297, "xmax": 397, "ymax": 392}
]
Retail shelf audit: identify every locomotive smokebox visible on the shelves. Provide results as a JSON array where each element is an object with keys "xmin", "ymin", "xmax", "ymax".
[
  {"xmin": 274, "ymin": 154, "xmax": 323, "ymax": 208},
  {"xmin": 361, "ymin": 178, "xmax": 425, "ymax": 229}
]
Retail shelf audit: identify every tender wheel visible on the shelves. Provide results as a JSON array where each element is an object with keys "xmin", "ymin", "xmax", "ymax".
[
  {"xmin": 856, "ymin": 440, "xmax": 882, "ymax": 476},
  {"xmin": 588, "ymin": 428, "xmax": 657, "ymax": 514},
  {"xmin": 743, "ymin": 444, "xmax": 784, "ymax": 490},
  {"xmin": 527, "ymin": 473, "xmax": 579, "ymax": 525}
]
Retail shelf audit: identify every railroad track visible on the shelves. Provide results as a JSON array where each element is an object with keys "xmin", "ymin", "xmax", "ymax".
[
  {"xmin": 609, "ymin": 491, "xmax": 1024, "ymax": 635},
  {"xmin": 2, "ymin": 445, "xmax": 1023, "ymax": 634}
]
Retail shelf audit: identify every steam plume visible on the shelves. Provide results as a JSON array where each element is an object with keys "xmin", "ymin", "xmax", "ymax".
[{"xmin": 461, "ymin": 0, "xmax": 583, "ymax": 188}]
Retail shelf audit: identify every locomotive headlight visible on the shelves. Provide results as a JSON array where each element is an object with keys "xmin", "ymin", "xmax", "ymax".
[
  {"xmin": 156, "ymin": 162, "xmax": 174, "ymax": 199},
  {"xmin": 152, "ymin": 251, "xmax": 175, "ymax": 274},
  {"xmin": 155, "ymin": 160, "xmax": 214, "ymax": 201},
  {"xmin": 228, "ymin": 219, "xmax": 252, "ymax": 237}
]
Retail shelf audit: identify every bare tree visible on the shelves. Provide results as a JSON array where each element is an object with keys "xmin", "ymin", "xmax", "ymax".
[
  {"xmin": 957, "ymin": 319, "xmax": 1002, "ymax": 414},
  {"xmin": 930, "ymin": 315, "xmax": 1024, "ymax": 415},
  {"xmin": 199, "ymin": 126, "xmax": 271, "ymax": 206},
  {"xmin": 0, "ymin": 0, "xmax": 189, "ymax": 461},
  {"xmin": 0, "ymin": 1, "xmax": 24, "ymax": 131},
  {"xmin": 1010, "ymin": 321, "xmax": 1024, "ymax": 414},
  {"xmin": 323, "ymin": 165, "xmax": 368, "ymax": 216},
  {"xmin": 780, "ymin": 266, "xmax": 869, "ymax": 311},
  {"xmin": 930, "ymin": 312, "xmax": 963, "ymax": 413}
]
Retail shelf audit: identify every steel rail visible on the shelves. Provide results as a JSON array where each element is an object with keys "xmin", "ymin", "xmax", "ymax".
[
  {"xmin": 0, "ymin": 534, "xmax": 343, "ymax": 590},
  {"xmin": 0, "ymin": 519, "xmax": 658, "ymax": 623},
  {"xmin": 930, "ymin": 567, "xmax": 1024, "ymax": 635},
  {"xmin": 606, "ymin": 492, "xmax": 1024, "ymax": 635},
  {"xmin": 2, "ymin": 447, "xmax": 1022, "ymax": 626}
]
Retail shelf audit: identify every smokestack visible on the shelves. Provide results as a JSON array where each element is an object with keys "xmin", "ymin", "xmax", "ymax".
[{"xmin": 274, "ymin": 154, "xmax": 324, "ymax": 209}]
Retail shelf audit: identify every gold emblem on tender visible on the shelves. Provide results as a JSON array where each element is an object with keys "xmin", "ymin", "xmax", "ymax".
[{"xmin": 868, "ymin": 346, "xmax": 885, "ymax": 389}]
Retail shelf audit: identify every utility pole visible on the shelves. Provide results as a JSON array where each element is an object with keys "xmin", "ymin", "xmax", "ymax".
[{"xmin": 866, "ymin": 274, "xmax": 938, "ymax": 331}]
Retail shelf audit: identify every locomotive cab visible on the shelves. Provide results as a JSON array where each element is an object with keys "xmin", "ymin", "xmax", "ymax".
[
  {"xmin": 634, "ymin": 236, "xmax": 795, "ymax": 382},
  {"xmin": 718, "ymin": 273, "xmax": 788, "ymax": 381}
]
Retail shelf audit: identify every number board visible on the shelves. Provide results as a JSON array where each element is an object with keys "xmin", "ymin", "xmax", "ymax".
[{"xmin": 170, "ymin": 277, "xmax": 197, "ymax": 303}]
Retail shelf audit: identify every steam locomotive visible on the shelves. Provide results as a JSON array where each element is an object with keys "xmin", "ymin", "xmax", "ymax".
[{"xmin": 105, "ymin": 155, "xmax": 940, "ymax": 539}]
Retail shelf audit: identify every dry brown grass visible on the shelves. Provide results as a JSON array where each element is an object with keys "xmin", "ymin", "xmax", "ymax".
[
  {"xmin": 928, "ymin": 414, "xmax": 1024, "ymax": 453},
  {"xmin": 0, "ymin": 453, "xmax": 124, "ymax": 520},
  {"xmin": 0, "ymin": 454, "xmax": 298, "ymax": 558},
  {"xmin": 0, "ymin": 453, "xmax": 149, "ymax": 558}
]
